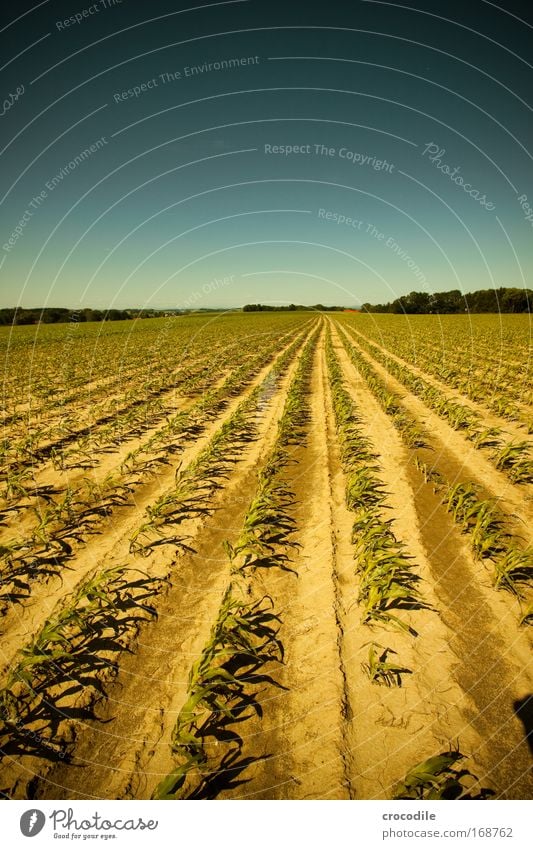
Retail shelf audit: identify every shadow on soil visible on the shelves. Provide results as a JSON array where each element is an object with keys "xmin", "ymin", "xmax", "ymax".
[
  {"xmin": 0, "ymin": 571, "xmax": 165, "ymax": 772},
  {"xmin": 514, "ymin": 695, "xmax": 533, "ymax": 758}
]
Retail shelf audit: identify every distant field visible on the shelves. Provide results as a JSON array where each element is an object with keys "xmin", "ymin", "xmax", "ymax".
[{"xmin": 0, "ymin": 311, "xmax": 531, "ymax": 800}]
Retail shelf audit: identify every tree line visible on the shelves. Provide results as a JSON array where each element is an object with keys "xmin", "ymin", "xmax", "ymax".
[
  {"xmin": 362, "ymin": 287, "xmax": 531, "ymax": 314},
  {"xmin": 0, "ymin": 307, "xmax": 163, "ymax": 326},
  {"xmin": 242, "ymin": 304, "xmax": 345, "ymax": 312}
]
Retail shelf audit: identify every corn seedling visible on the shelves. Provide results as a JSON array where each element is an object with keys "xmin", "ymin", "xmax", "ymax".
[
  {"xmin": 361, "ymin": 643, "xmax": 410, "ymax": 686},
  {"xmin": 392, "ymin": 749, "xmax": 488, "ymax": 800}
]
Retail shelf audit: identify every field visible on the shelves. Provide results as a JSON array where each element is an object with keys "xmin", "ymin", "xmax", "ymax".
[{"xmin": 0, "ymin": 311, "xmax": 531, "ymax": 800}]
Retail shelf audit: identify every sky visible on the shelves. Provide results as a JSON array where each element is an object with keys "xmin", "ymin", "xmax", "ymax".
[{"xmin": 1, "ymin": 0, "xmax": 533, "ymax": 309}]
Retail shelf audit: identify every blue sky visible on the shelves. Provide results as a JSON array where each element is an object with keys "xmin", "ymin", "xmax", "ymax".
[{"xmin": 1, "ymin": 0, "xmax": 532, "ymax": 308}]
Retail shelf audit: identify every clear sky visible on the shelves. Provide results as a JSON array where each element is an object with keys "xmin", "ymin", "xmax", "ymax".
[{"xmin": 1, "ymin": 0, "xmax": 532, "ymax": 309}]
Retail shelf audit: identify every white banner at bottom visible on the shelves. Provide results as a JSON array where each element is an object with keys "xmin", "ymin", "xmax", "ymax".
[{"xmin": 3, "ymin": 799, "xmax": 531, "ymax": 849}]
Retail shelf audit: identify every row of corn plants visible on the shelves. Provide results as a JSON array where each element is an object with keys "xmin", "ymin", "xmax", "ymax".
[
  {"xmin": 336, "ymin": 324, "xmax": 532, "ymax": 625},
  {"xmin": 325, "ymin": 329, "xmax": 425, "ymax": 686},
  {"xmin": 414, "ymin": 461, "xmax": 532, "ymax": 623},
  {"xmin": 128, "ymin": 328, "xmax": 314, "ymax": 557},
  {"xmin": 1, "ymin": 325, "xmax": 301, "ymax": 501},
  {"xmin": 0, "ymin": 564, "xmax": 164, "ymax": 768},
  {"xmin": 342, "ymin": 327, "xmax": 532, "ymax": 484},
  {"xmin": 0, "ymin": 327, "xmax": 312, "ymax": 616},
  {"xmin": 153, "ymin": 330, "xmax": 319, "ymax": 799},
  {"xmin": 333, "ymin": 322, "xmax": 502, "ymax": 797},
  {"xmin": 337, "ymin": 315, "xmax": 531, "ymax": 430},
  {"xmin": 223, "ymin": 332, "xmax": 318, "ymax": 576},
  {"xmin": 153, "ymin": 587, "xmax": 284, "ymax": 800}
]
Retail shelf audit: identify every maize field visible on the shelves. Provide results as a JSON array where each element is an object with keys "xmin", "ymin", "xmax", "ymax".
[{"xmin": 0, "ymin": 311, "xmax": 531, "ymax": 800}]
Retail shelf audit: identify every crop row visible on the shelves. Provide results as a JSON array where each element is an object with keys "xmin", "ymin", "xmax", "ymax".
[
  {"xmin": 329, "ymin": 326, "xmax": 499, "ymax": 798},
  {"xmin": 338, "ymin": 316, "xmax": 531, "ymax": 428},
  {"xmin": 335, "ymin": 328, "xmax": 427, "ymax": 450},
  {"xmin": 342, "ymin": 327, "xmax": 532, "ymax": 484},
  {"xmin": 1, "ymin": 326, "xmax": 301, "ymax": 491},
  {"xmin": 0, "ymin": 563, "xmax": 165, "ymax": 768},
  {"xmin": 0, "ymin": 325, "xmax": 312, "ymax": 617},
  {"xmin": 325, "ymin": 329, "xmax": 425, "ymax": 688},
  {"xmin": 336, "ymin": 325, "xmax": 532, "ymax": 624},
  {"xmin": 153, "ymin": 329, "xmax": 319, "ymax": 799},
  {"xmin": 0, "ymin": 328, "xmax": 317, "ymax": 792}
]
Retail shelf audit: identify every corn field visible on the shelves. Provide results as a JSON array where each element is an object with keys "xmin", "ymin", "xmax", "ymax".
[{"xmin": 0, "ymin": 311, "xmax": 531, "ymax": 800}]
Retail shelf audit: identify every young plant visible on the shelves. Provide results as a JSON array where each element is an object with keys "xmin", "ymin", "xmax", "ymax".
[
  {"xmin": 392, "ymin": 749, "xmax": 484, "ymax": 800},
  {"xmin": 361, "ymin": 643, "xmax": 410, "ymax": 687}
]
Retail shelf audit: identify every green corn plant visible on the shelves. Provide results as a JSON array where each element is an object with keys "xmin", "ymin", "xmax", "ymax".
[
  {"xmin": 345, "ymin": 468, "xmax": 386, "ymax": 510},
  {"xmin": 7, "ymin": 608, "xmax": 84, "ymax": 692},
  {"xmin": 2, "ymin": 466, "xmax": 35, "ymax": 504},
  {"xmin": 360, "ymin": 577, "xmax": 420, "ymax": 634},
  {"xmin": 467, "ymin": 500, "xmax": 506, "ymax": 559},
  {"xmin": 492, "ymin": 397, "xmax": 520, "ymax": 421},
  {"xmin": 30, "ymin": 504, "xmax": 61, "ymax": 548},
  {"xmin": 395, "ymin": 412, "xmax": 427, "ymax": 448},
  {"xmin": 49, "ymin": 446, "xmax": 67, "ymax": 470},
  {"xmin": 493, "ymin": 547, "xmax": 533, "ymax": 596},
  {"xmin": 493, "ymin": 440, "xmax": 533, "ymax": 484},
  {"xmin": 361, "ymin": 643, "xmax": 410, "ymax": 686},
  {"xmin": 471, "ymin": 427, "xmax": 503, "ymax": 449},
  {"xmin": 413, "ymin": 455, "xmax": 443, "ymax": 488},
  {"xmin": 392, "ymin": 749, "xmax": 486, "ymax": 800},
  {"xmin": 70, "ymin": 564, "xmax": 131, "ymax": 608}
]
